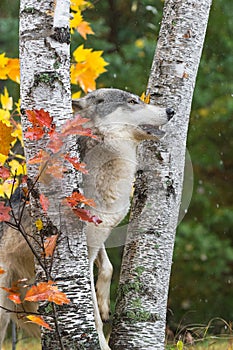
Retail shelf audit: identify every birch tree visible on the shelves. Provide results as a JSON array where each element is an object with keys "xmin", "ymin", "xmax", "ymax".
[
  {"xmin": 110, "ymin": 1, "xmax": 212, "ymax": 349},
  {"xmin": 19, "ymin": 1, "xmax": 100, "ymax": 348}
]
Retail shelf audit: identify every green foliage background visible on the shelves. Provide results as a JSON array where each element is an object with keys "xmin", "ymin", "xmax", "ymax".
[{"xmin": 1, "ymin": 0, "xmax": 232, "ymax": 333}]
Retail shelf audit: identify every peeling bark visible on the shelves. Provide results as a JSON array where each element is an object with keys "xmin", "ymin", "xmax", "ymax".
[
  {"xmin": 110, "ymin": 1, "xmax": 212, "ymax": 349},
  {"xmin": 19, "ymin": 1, "xmax": 100, "ymax": 348}
]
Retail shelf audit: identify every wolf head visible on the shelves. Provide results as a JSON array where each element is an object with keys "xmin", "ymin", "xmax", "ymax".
[{"xmin": 72, "ymin": 88, "xmax": 174, "ymax": 141}]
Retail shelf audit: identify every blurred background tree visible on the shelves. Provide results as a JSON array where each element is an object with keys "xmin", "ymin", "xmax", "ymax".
[{"xmin": 1, "ymin": 0, "xmax": 232, "ymax": 334}]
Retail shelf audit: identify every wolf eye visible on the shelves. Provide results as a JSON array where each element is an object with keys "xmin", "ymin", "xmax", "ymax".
[
  {"xmin": 97, "ymin": 98, "xmax": 104, "ymax": 104},
  {"xmin": 128, "ymin": 99, "xmax": 139, "ymax": 105}
]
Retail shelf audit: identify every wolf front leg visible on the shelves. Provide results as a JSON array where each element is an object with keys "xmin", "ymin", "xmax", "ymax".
[
  {"xmin": 95, "ymin": 246, "xmax": 113, "ymax": 322},
  {"xmin": 88, "ymin": 246, "xmax": 111, "ymax": 350}
]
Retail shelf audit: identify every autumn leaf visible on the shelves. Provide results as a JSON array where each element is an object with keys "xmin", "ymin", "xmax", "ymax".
[
  {"xmin": 61, "ymin": 114, "xmax": 89, "ymax": 134},
  {"xmin": 64, "ymin": 155, "xmax": 88, "ymax": 174},
  {"xmin": 28, "ymin": 150, "xmax": 49, "ymax": 165},
  {"xmin": 0, "ymin": 121, "xmax": 15, "ymax": 157},
  {"xmin": 35, "ymin": 219, "xmax": 43, "ymax": 231},
  {"xmin": 40, "ymin": 193, "xmax": 49, "ymax": 212},
  {"xmin": 71, "ymin": 45, "xmax": 108, "ymax": 92},
  {"xmin": 72, "ymin": 208, "xmax": 102, "ymax": 225},
  {"xmin": 65, "ymin": 191, "xmax": 95, "ymax": 207},
  {"xmin": 1, "ymin": 87, "xmax": 13, "ymax": 110},
  {"xmin": 0, "ymin": 166, "xmax": 11, "ymax": 180},
  {"xmin": 6, "ymin": 58, "xmax": 20, "ymax": 84},
  {"xmin": 0, "ymin": 53, "xmax": 9, "ymax": 80},
  {"xmin": 25, "ymin": 281, "xmax": 70, "ymax": 305},
  {"xmin": 44, "ymin": 235, "xmax": 58, "ymax": 257},
  {"xmin": 47, "ymin": 131, "xmax": 64, "ymax": 153},
  {"xmin": 70, "ymin": 0, "xmax": 91, "ymax": 12},
  {"xmin": 0, "ymin": 267, "xmax": 5, "ymax": 275},
  {"xmin": 26, "ymin": 109, "xmax": 53, "ymax": 129},
  {"xmin": 26, "ymin": 315, "xmax": 52, "ymax": 330},
  {"xmin": 0, "ymin": 202, "xmax": 11, "ymax": 221},
  {"xmin": 8, "ymin": 160, "xmax": 26, "ymax": 176},
  {"xmin": 24, "ymin": 126, "xmax": 45, "ymax": 140},
  {"xmin": 0, "ymin": 177, "xmax": 19, "ymax": 198},
  {"xmin": 140, "ymin": 92, "xmax": 150, "ymax": 104},
  {"xmin": 1, "ymin": 284, "xmax": 21, "ymax": 304}
]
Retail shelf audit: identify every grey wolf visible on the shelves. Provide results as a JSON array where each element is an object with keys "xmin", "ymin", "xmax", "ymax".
[{"xmin": 0, "ymin": 88, "xmax": 174, "ymax": 350}]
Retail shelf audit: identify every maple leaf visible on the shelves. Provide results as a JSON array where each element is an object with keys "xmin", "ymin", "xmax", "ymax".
[
  {"xmin": 25, "ymin": 109, "xmax": 53, "ymax": 129},
  {"xmin": 72, "ymin": 208, "xmax": 102, "ymax": 225},
  {"xmin": 35, "ymin": 219, "xmax": 43, "ymax": 231},
  {"xmin": 70, "ymin": 0, "xmax": 90, "ymax": 12},
  {"xmin": 77, "ymin": 21, "xmax": 94, "ymax": 39},
  {"xmin": 40, "ymin": 193, "xmax": 49, "ymax": 212},
  {"xmin": 28, "ymin": 150, "xmax": 49, "ymax": 165},
  {"xmin": 1, "ymin": 87, "xmax": 13, "ymax": 111},
  {"xmin": 26, "ymin": 315, "xmax": 52, "ymax": 330},
  {"xmin": 0, "ymin": 53, "xmax": 9, "ymax": 80},
  {"xmin": 47, "ymin": 131, "xmax": 64, "ymax": 153},
  {"xmin": 0, "ymin": 202, "xmax": 11, "ymax": 221},
  {"xmin": 0, "ymin": 166, "xmax": 11, "ymax": 180},
  {"xmin": 44, "ymin": 235, "xmax": 58, "ymax": 257},
  {"xmin": 25, "ymin": 281, "xmax": 70, "ymax": 305},
  {"xmin": 0, "ymin": 268, "xmax": 5, "ymax": 275},
  {"xmin": 64, "ymin": 155, "xmax": 88, "ymax": 174},
  {"xmin": 1, "ymin": 284, "xmax": 21, "ymax": 304},
  {"xmin": 71, "ymin": 45, "xmax": 108, "ymax": 92},
  {"xmin": 65, "ymin": 191, "xmax": 95, "ymax": 207},
  {"xmin": 0, "ymin": 177, "xmax": 19, "ymax": 199},
  {"xmin": 62, "ymin": 115, "xmax": 97, "ymax": 139},
  {"xmin": 6, "ymin": 58, "xmax": 20, "ymax": 84},
  {"xmin": 8, "ymin": 160, "xmax": 26, "ymax": 176},
  {"xmin": 0, "ymin": 121, "xmax": 15, "ymax": 156},
  {"xmin": 24, "ymin": 126, "xmax": 45, "ymax": 140}
]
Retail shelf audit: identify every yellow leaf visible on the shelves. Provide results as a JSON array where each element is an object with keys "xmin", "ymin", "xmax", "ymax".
[
  {"xmin": 15, "ymin": 99, "xmax": 21, "ymax": 114},
  {"xmin": 0, "ymin": 121, "xmax": 15, "ymax": 156},
  {"xmin": 0, "ymin": 154, "xmax": 8, "ymax": 166},
  {"xmin": 71, "ymin": 45, "xmax": 108, "ymax": 92},
  {"xmin": 7, "ymin": 58, "xmax": 20, "ymax": 84},
  {"xmin": 0, "ymin": 53, "xmax": 9, "ymax": 80},
  {"xmin": 11, "ymin": 123, "xmax": 24, "ymax": 146},
  {"xmin": 0, "ymin": 177, "xmax": 19, "ymax": 198},
  {"xmin": 1, "ymin": 87, "xmax": 13, "ymax": 111},
  {"xmin": 177, "ymin": 340, "xmax": 184, "ymax": 350},
  {"xmin": 72, "ymin": 91, "xmax": 82, "ymax": 99},
  {"xmin": 70, "ymin": 0, "xmax": 91, "ymax": 12},
  {"xmin": 8, "ymin": 160, "xmax": 26, "ymax": 176},
  {"xmin": 0, "ymin": 109, "xmax": 11, "ymax": 127},
  {"xmin": 35, "ymin": 219, "xmax": 43, "ymax": 231}
]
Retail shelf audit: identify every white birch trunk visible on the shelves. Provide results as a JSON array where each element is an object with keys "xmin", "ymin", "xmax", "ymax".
[
  {"xmin": 110, "ymin": 1, "xmax": 212, "ymax": 349},
  {"xmin": 19, "ymin": 1, "xmax": 100, "ymax": 348}
]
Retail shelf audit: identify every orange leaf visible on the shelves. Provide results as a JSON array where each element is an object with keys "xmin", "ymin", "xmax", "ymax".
[
  {"xmin": 47, "ymin": 131, "xmax": 64, "ymax": 153},
  {"xmin": 77, "ymin": 21, "xmax": 94, "ymax": 39},
  {"xmin": 8, "ymin": 293, "xmax": 22, "ymax": 304},
  {"xmin": 64, "ymin": 155, "xmax": 88, "ymax": 174},
  {"xmin": 25, "ymin": 281, "xmax": 70, "ymax": 305},
  {"xmin": 72, "ymin": 208, "xmax": 102, "ymax": 226},
  {"xmin": 26, "ymin": 109, "xmax": 53, "ymax": 129},
  {"xmin": 65, "ymin": 191, "xmax": 95, "ymax": 207},
  {"xmin": 0, "ymin": 121, "xmax": 15, "ymax": 156},
  {"xmin": 0, "ymin": 202, "xmax": 11, "ymax": 222},
  {"xmin": 0, "ymin": 268, "xmax": 5, "ymax": 275},
  {"xmin": 44, "ymin": 235, "xmax": 58, "ymax": 257},
  {"xmin": 26, "ymin": 315, "xmax": 52, "ymax": 330},
  {"xmin": 40, "ymin": 193, "xmax": 49, "ymax": 212}
]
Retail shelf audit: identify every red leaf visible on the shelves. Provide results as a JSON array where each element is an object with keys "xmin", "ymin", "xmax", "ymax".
[
  {"xmin": 26, "ymin": 109, "xmax": 53, "ymax": 129},
  {"xmin": 40, "ymin": 193, "xmax": 49, "ymax": 212},
  {"xmin": 0, "ymin": 167, "xmax": 10, "ymax": 180},
  {"xmin": 62, "ymin": 115, "xmax": 97, "ymax": 139},
  {"xmin": 44, "ymin": 235, "xmax": 58, "ymax": 257},
  {"xmin": 47, "ymin": 131, "xmax": 64, "ymax": 153},
  {"xmin": 72, "ymin": 208, "xmax": 102, "ymax": 226},
  {"xmin": 64, "ymin": 155, "xmax": 88, "ymax": 174},
  {"xmin": 28, "ymin": 150, "xmax": 49, "ymax": 164},
  {"xmin": 26, "ymin": 315, "xmax": 52, "ymax": 330},
  {"xmin": 0, "ymin": 202, "xmax": 11, "ymax": 222},
  {"xmin": 65, "ymin": 192, "xmax": 95, "ymax": 207},
  {"xmin": 25, "ymin": 281, "xmax": 70, "ymax": 305},
  {"xmin": 24, "ymin": 126, "xmax": 45, "ymax": 140}
]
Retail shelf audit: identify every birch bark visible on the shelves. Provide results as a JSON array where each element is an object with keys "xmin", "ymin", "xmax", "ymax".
[
  {"xmin": 110, "ymin": 1, "xmax": 212, "ymax": 349},
  {"xmin": 19, "ymin": 1, "xmax": 100, "ymax": 349}
]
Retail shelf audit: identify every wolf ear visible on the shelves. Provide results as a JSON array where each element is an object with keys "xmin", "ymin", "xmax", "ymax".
[{"xmin": 72, "ymin": 98, "xmax": 86, "ymax": 113}]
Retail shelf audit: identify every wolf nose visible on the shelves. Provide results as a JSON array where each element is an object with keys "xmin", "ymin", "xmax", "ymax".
[{"xmin": 166, "ymin": 108, "xmax": 175, "ymax": 120}]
